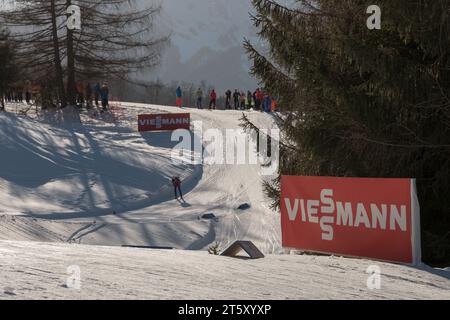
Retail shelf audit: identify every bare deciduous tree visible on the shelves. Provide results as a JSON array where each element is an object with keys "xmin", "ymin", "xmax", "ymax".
[{"xmin": 0, "ymin": 0, "xmax": 168, "ymax": 107}]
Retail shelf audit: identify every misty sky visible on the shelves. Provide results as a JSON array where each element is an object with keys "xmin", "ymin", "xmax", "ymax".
[{"xmin": 153, "ymin": 0, "xmax": 260, "ymax": 91}]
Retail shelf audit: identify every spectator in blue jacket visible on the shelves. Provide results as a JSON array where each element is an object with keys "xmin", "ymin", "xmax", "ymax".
[{"xmin": 263, "ymin": 94, "xmax": 272, "ymax": 112}]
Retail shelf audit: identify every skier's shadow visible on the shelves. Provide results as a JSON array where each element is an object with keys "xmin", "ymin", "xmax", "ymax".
[{"xmin": 178, "ymin": 199, "xmax": 191, "ymax": 208}]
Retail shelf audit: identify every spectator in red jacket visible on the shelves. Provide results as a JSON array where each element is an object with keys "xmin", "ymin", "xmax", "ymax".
[
  {"xmin": 253, "ymin": 88, "xmax": 263, "ymax": 111},
  {"xmin": 256, "ymin": 89, "xmax": 264, "ymax": 111},
  {"xmin": 209, "ymin": 89, "xmax": 217, "ymax": 110}
]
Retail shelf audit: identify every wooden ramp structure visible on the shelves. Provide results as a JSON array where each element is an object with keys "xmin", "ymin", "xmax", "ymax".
[{"xmin": 221, "ymin": 241, "xmax": 265, "ymax": 259}]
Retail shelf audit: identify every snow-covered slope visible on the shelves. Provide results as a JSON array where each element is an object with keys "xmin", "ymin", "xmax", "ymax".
[
  {"xmin": 0, "ymin": 103, "xmax": 280, "ymax": 253},
  {"xmin": 1, "ymin": 240, "xmax": 449, "ymax": 300},
  {"xmin": 1, "ymin": 105, "xmax": 449, "ymax": 300}
]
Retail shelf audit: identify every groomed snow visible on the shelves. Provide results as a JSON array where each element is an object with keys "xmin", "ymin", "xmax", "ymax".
[
  {"xmin": 0, "ymin": 240, "xmax": 449, "ymax": 300},
  {"xmin": 0, "ymin": 103, "xmax": 280, "ymax": 252},
  {"xmin": 1, "ymin": 103, "xmax": 449, "ymax": 300}
]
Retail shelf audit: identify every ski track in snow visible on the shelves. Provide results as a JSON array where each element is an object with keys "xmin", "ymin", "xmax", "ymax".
[{"xmin": 0, "ymin": 103, "xmax": 281, "ymax": 252}]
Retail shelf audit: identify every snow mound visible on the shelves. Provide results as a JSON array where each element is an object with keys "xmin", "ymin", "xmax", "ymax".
[{"xmin": 0, "ymin": 240, "xmax": 449, "ymax": 300}]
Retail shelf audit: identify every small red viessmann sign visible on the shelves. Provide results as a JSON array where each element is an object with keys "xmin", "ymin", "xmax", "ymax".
[
  {"xmin": 280, "ymin": 176, "xmax": 421, "ymax": 265},
  {"xmin": 138, "ymin": 113, "xmax": 191, "ymax": 132}
]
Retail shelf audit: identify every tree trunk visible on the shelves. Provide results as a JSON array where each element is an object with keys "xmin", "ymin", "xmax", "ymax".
[
  {"xmin": 0, "ymin": 90, "xmax": 4, "ymax": 109},
  {"xmin": 66, "ymin": 0, "xmax": 76, "ymax": 106},
  {"xmin": 50, "ymin": 0, "xmax": 66, "ymax": 108}
]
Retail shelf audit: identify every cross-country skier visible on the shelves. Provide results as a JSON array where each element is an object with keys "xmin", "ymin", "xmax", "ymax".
[{"xmin": 172, "ymin": 177, "xmax": 183, "ymax": 200}]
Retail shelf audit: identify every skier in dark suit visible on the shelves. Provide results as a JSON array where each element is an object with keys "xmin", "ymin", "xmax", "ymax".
[{"xmin": 172, "ymin": 177, "xmax": 183, "ymax": 200}]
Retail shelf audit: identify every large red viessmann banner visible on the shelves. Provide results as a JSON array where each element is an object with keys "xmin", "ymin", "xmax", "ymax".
[
  {"xmin": 138, "ymin": 113, "xmax": 191, "ymax": 132},
  {"xmin": 281, "ymin": 176, "xmax": 421, "ymax": 265}
]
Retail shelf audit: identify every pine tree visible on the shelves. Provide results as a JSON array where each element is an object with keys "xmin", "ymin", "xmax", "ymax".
[{"xmin": 245, "ymin": 0, "xmax": 450, "ymax": 265}]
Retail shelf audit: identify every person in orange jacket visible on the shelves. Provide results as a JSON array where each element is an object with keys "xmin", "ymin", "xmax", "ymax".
[{"xmin": 271, "ymin": 99, "xmax": 277, "ymax": 112}]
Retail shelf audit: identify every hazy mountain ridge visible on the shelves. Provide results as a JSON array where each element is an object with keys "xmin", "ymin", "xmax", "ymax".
[{"xmin": 152, "ymin": 0, "xmax": 259, "ymax": 92}]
